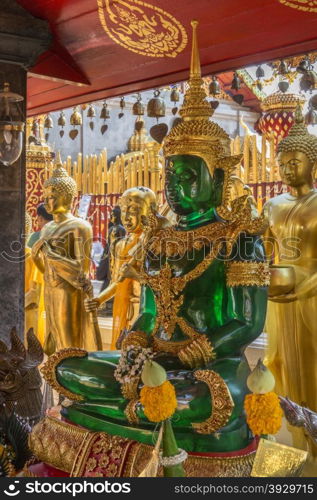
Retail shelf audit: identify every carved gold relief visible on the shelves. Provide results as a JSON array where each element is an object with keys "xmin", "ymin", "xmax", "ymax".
[
  {"xmin": 278, "ymin": 0, "xmax": 317, "ymax": 12},
  {"xmin": 97, "ymin": 0, "xmax": 187, "ymax": 58},
  {"xmin": 192, "ymin": 370, "xmax": 234, "ymax": 434}
]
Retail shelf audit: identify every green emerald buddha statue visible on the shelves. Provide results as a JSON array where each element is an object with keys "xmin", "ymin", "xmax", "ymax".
[{"xmin": 42, "ymin": 22, "xmax": 268, "ymax": 457}]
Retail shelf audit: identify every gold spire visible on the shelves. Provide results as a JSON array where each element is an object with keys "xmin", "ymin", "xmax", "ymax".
[
  {"xmin": 179, "ymin": 20, "xmax": 213, "ymax": 122},
  {"xmin": 163, "ymin": 20, "xmax": 239, "ymax": 174},
  {"xmin": 277, "ymin": 103, "xmax": 317, "ymax": 162},
  {"xmin": 55, "ymin": 151, "xmax": 63, "ymax": 167},
  {"xmin": 190, "ymin": 20, "xmax": 200, "ymax": 78}
]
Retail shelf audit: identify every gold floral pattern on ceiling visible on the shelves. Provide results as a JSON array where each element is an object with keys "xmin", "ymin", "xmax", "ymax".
[
  {"xmin": 278, "ymin": 0, "xmax": 317, "ymax": 12},
  {"xmin": 97, "ymin": 0, "xmax": 187, "ymax": 58}
]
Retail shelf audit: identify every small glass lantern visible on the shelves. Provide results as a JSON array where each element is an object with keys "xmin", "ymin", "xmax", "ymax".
[{"xmin": 0, "ymin": 83, "xmax": 24, "ymax": 166}]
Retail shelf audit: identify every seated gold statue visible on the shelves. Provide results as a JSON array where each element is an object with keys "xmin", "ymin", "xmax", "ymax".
[
  {"xmin": 264, "ymin": 106, "xmax": 317, "ymax": 470},
  {"xmin": 32, "ymin": 155, "xmax": 102, "ymax": 351},
  {"xmin": 85, "ymin": 187, "xmax": 168, "ymax": 350}
]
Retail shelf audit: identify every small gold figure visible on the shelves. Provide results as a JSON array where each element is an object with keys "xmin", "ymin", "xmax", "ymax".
[
  {"xmin": 84, "ymin": 186, "xmax": 167, "ymax": 350},
  {"xmin": 32, "ymin": 155, "xmax": 102, "ymax": 351},
  {"xmin": 264, "ymin": 106, "xmax": 317, "ymax": 469}
]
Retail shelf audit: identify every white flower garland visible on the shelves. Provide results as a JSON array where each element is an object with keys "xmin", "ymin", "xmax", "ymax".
[
  {"xmin": 159, "ymin": 449, "xmax": 188, "ymax": 467},
  {"xmin": 114, "ymin": 345, "xmax": 154, "ymax": 384}
]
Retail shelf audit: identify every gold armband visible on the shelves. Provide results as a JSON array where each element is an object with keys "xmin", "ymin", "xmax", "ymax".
[
  {"xmin": 178, "ymin": 335, "xmax": 215, "ymax": 369},
  {"xmin": 121, "ymin": 331, "xmax": 148, "ymax": 350},
  {"xmin": 226, "ymin": 261, "xmax": 270, "ymax": 287},
  {"xmin": 41, "ymin": 348, "xmax": 87, "ymax": 401}
]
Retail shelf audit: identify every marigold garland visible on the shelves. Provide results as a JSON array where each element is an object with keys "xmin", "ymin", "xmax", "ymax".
[
  {"xmin": 244, "ymin": 391, "xmax": 283, "ymax": 436},
  {"xmin": 140, "ymin": 380, "xmax": 177, "ymax": 423}
]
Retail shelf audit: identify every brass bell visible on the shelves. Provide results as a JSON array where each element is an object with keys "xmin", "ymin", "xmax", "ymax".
[
  {"xmin": 305, "ymin": 108, "xmax": 317, "ymax": 125},
  {"xmin": 100, "ymin": 101, "xmax": 110, "ymax": 120},
  {"xmin": 132, "ymin": 94, "xmax": 145, "ymax": 116},
  {"xmin": 231, "ymin": 73, "xmax": 241, "ymax": 91},
  {"xmin": 44, "ymin": 114, "xmax": 53, "ymax": 129},
  {"xmin": 278, "ymin": 60, "xmax": 288, "ymax": 76},
  {"xmin": 300, "ymin": 71, "xmax": 317, "ymax": 92},
  {"xmin": 147, "ymin": 90, "xmax": 166, "ymax": 118},
  {"xmin": 209, "ymin": 76, "xmax": 220, "ymax": 96},
  {"xmin": 278, "ymin": 80, "xmax": 289, "ymax": 93},
  {"xmin": 309, "ymin": 94, "xmax": 317, "ymax": 110},
  {"xmin": 87, "ymin": 104, "xmax": 96, "ymax": 118},
  {"xmin": 255, "ymin": 65, "xmax": 265, "ymax": 79},
  {"xmin": 296, "ymin": 57, "xmax": 309, "ymax": 74},
  {"xmin": 58, "ymin": 111, "xmax": 66, "ymax": 128},
  {"xmin": 70, "ymin": 107, "xmax": 82, "ymax": 126},
  {"xmin": 170, "ymin": 88, "xmax": 180, "ymax": 103}
]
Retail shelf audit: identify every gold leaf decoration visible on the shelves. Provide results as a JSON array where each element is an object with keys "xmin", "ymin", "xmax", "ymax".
[
  {"xmin": 97, "ymin": 0, "xmax": 187, "ymax": 58},
  {"xmin": 278, "ymin": 0, "xmax": 317, "ymax": 12}
]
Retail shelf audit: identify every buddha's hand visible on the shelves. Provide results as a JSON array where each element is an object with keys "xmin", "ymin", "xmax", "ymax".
[
  {"xmin": 31, "ymin": 237, "xmax": 47, "ymax": 258},
  {"xmin": 118, "ymin": 263, "xmax": 139, "ymax": 282},
  {"xmin": 78, "ymin": 275, "xmax": 93, "ymax": 295},
  {"xmin": 84, "ymin": 297, "xmax": 100, "ymax": 312}
]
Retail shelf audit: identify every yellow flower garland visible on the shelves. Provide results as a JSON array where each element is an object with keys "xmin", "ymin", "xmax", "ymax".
[
  {"xmin": 140, "ymin": 380, "xmax": 177, "ymax": 423},
  {"xmin": 244, "ymin": 392, "xmax": 283, "ymax": 436}
]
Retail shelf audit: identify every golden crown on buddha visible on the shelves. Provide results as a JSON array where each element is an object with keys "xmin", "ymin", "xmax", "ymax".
[{"xmin": 162, "ymin": 20, "xmax": 241, "ymax": 175}]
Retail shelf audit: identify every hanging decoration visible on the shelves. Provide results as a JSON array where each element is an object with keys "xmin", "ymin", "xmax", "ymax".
[
  {"xmin": 70, "ymin": 107, "xmax": 82, "ymax": 126},
  {"xmin": 231, "ymin": 72, "xmax": 241, "ymax": 91},
  {"xmin": 100, "ymin": 101, "xmax": 110, "ymax": 120},
  {"xmin": 132, "ymin": 93, "xmax": 145, "ymax": 116},
  {"xmin": 44, "ymin": 114, "xmax": 53, "ymax": 130},
  {"xmin": 100, "ymin": 101, "xmax": 110, "ymax": 134},
  {"xmin": 57, "ymin": 111, "xmax": 66, "ymax": 128},
  {"xmin": 0, "ymin": 82, "xmax": 24, "ymax": 166},
  {"xmin": 69, "ymin": 106, "xmax": 82, "ymax": 140},
  {"xmin": 305, "ymin": 94, "xmax": 317, "ymax": 125},
  {"xmin": 139, "ymin": 360, "xmax": 186, "ymax": 477},
  {"xmin": 57, "ymin": 110, "xmax": 66, "ymax": 138},
  {"xmin": 97, "ymin": 0, "xmax": 187, "ymax": 58},
  {"xmin": 87, "ymin": 104, "xmax": 96, "ymax": 131},
  {"xmin": 147, "ymin": 90, "xmax": 166, "ymax": 121},
  {"xmin": 244, "ymin": 359, "xmax": 283, "ymax": 437},
  {"xmin": 230, "ymin": 72, "xmax": 244, "ymax": 105},
  {"xmin": 170, "ymin": 87, "xmax": 180, "ymax": 115},
  {"xmin": 119, "ymin": 97, "xmax": 125, "ymax": 118},
  {"xmin": 257, "ymin": 91, "xmax": 305, "ymax": 148},
  {"xmin": 87, "ymin": 104, "xmax": 96, "ymax": 118},
  {"xmin": 209, "ymin": 76, "xmax": 221, "ymax": 96}
]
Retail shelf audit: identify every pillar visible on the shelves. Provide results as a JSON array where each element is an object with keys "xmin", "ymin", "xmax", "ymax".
[{"xmin": 0, "ymin": 1, "xmax": 51, "ymax": 342}]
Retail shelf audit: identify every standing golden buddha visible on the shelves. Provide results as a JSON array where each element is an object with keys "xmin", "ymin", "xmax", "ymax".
[
  {"xmin": 85, "ymin": 186, "xmax": 169, "ymax": 350},
  {"xmin": 264, "ymin": 106, "xmax": 317, "ymax": 472},
  {"xmin": 32, "ymin": 155, "xmax": 102, "ymax": 352}
]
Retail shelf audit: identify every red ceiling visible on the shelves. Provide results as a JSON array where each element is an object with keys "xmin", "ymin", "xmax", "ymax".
[{"xmin": 15, "ymin": 0, "xmax": 317, "ymax": 115}]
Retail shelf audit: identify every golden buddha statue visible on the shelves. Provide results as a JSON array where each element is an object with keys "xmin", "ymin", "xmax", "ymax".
[
  {"xmin": 32, "ymin": 155, "xmax": 102, "ymax": 352},
  {"xmin": 264, "ymin": 106, "xmax": 317, "ymax": 469},
  {"xmin": 25, "ymin": 212, "xmax": 38, "ymax": 336},
  {"xmin": 85, "ymin": 186, "xmax": 169, "ymax": 350}
]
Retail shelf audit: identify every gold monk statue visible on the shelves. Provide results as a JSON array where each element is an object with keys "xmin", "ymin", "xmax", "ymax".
[
  {"xmin": 85, "ymin": 187, "xmax": 168, "ymax": 350},
  {"xmin": 264, "ymin": 106, "xmax": 317, "ymax": 471},
  {"xmin": 32, "ymin": 155, "xmax": 102, "ymax": 352}
]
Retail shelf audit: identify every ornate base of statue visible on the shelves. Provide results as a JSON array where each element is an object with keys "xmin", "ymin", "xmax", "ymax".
[{"xmin": 25, "ymin": 416, "xmax": 257, "ymax": 477}]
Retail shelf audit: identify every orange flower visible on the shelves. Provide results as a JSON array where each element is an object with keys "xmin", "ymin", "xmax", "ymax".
[
  {"xmin": 244, "ymin": 392, "xmax": 283, "ymax": 436},
  {"xmin": 140, "ymin": 380, "xmax": 177, "ymax": 422}
]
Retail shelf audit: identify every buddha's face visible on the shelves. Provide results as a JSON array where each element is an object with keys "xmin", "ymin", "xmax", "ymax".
[
  {"xmin": 44, "ymin": 186, "xmax": 69, "ymax": 214},
  {"xmin": 121, "ymin": 199, "xmax": 148, "ymax": 233},
  {"xmin": 278, "ymin": 151, "xmax": 314, "ymax": 188},
  {"xmin": 165, "ymin": 155, "xmax": 215, "ymax": 215}
]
